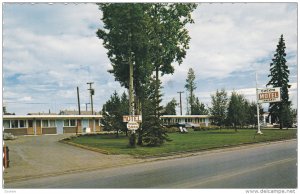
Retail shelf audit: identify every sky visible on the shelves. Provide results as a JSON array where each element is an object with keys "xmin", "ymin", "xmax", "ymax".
[{"xmin": 2, "ymin": 2, "xmax": 298, "ymax": 115}]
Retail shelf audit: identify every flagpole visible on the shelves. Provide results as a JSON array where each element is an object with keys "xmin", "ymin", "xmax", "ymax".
[{"xmin": 256, "ymin": 72, "xmax": 263, "ymax": 134}]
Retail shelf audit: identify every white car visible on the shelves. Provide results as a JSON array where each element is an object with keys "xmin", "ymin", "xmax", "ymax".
[{"xmin": 178, "ymin": 122, "xmax": 200, "ymax": 128}]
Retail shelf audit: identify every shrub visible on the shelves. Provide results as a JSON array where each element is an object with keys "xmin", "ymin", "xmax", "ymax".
[
  {"xmin": 163, "ymin": 127, "xmax": 179, "ymax": 133},
  {"xmin": 193, "ymin": 126, "xmax": 221, "ymax": 131},
  {"xmin": 3, "ymin": 133, "xmax": 16, "ymax": 140}
]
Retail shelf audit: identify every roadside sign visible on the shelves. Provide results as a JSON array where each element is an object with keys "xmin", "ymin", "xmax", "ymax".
[
  {"xmin": 257, "ymin": 87, "xmax": 281, "ymax": 103},
  {"xmin": 127, "ymin": 121, "xmax": 139, "ymax": 130},
  {"xmin": 123, "ymin": 115, "xmax": 142, "ymax": 123}
]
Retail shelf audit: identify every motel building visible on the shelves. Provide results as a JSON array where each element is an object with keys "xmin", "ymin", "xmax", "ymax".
[
  {"xmin": 161, "ymin": 114, "xmax": 273, "ymax": 128},
  {"xmin": 3, "ymin": 112, "xmax": 103, "ymax": 136},
  {"xmin": 160, "ymin": 115, "xmax": 213, "ymax": 127}
]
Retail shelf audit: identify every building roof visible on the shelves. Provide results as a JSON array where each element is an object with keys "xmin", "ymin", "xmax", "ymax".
[
  {"xmin": 27, "ymin": 113, "xmax": 58, "ymax": 115},
  {"xmin": 3, "ymin": 115, "xmax": 103, "ymax": 120},
  {"xmin": 59, "ymin": 110, "xmax": 100, "ymax": 115},
  {"xmin": 160, "ymin": 115, "xmax": 212, "ymax": 118}
]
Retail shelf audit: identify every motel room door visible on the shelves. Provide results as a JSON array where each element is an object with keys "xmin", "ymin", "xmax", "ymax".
[
  {"xmin": 82, "ymin": 119, "xmax": 89, "ymax": 133},
  {"xmin": 56, "ymin": 120, "xmax": 64, "ymax": 134}
]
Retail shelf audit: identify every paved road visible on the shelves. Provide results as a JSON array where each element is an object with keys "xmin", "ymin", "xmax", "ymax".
[{"xmin": 5, "ymin": 140, "xmax": 297, "ymax": 188}]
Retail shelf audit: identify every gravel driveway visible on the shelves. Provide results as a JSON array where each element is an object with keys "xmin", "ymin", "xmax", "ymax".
[{"xmin": 4, "ymin": 134, "xmax": 143, "ymax": 183}]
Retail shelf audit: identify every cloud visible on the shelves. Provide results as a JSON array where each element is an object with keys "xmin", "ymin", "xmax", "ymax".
[
  {"xmin": 2, "ymin": 3, "xmax": 298, "ymax": 115},
  {"xmin": 161, "ymin": 3, "xmax": 297, "ymax": 111},
  {"xmin": 3, "ymin": 3, "xmax": 120, "ymax": 114},
  {"xmin": 181, "ymin": 3, "xmax": 297, "ymax": 80}
]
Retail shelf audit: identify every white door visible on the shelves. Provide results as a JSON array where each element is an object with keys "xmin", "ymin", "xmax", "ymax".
[
  {"xmin": 82, "ymin": 119, "xmax": 89, "ymax": 133},
  {"xmin": 56, "ymin": 120, "xmax": 64, "ymax": 134}
]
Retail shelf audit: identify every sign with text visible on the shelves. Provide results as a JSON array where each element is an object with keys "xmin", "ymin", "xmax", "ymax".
[
  {"xmin": 127, "ymin": 121, "xmax": 139, "ymax": 130},
  {"xmin": 123, "ymin": 115, "xmax": 142, "ymax": 123},
  {"xmin": 257, "ymin": 87, "xmax": 281, "ymax": 103}
]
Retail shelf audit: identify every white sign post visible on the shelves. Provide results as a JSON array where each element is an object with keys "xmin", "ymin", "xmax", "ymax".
[{"xmin": 256, "ymin": 73, "xmax": 263, "ymax": 134}]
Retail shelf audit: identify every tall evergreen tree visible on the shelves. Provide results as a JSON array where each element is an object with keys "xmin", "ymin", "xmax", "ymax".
[
  {"xmin": 184, "ymin": 68, "xmax": 196, "ymax": 114},
  {"xmin": 163, "ymin": 98, "xmax": 177, "ymax": 115},
  {"xmin": 192, "ymin": 97, "xmax": 208, "ymax": 115},
  {"xmin": 141, "ymin": 77, "xmax": 170, "ymax": 146},
  {"xmin": 246, "ymin": 101, "xmax": 262, "ymax": 128},
  {"xmin": 227, "ymin": 92, "xmax": 247, "ymax": 132},
  {"xmin": 210, "ymin": 89, "xmax": 228, "ymax": 127},
  {"xmin": 266, "ymin": 34, "xmax": 291, "ymax": 129},
  {"xmin": 101, "ymin": 91, "xmax": 128, "ymax": 137}
]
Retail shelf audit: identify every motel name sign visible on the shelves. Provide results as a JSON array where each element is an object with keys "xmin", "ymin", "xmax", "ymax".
[
  {"xmin": 123, "ymin": 115, "xmax": 142, "ymax": 131},
  {"xmin": 123, "ymin": 115, "xmax": 142, "ymax": 123},
  {"xmin": 257, "ymin": 87, "xmax": 281, "ymax": 103}
]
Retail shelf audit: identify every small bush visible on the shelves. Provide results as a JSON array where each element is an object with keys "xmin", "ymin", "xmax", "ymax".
[
  {"xmin": 163, "ymin": 127, "xmax": 179, "ymax": 133},
  {"xmin": 3, "ymin": 133, "xmax": 17, "ymax": 140},
  {"xmin": 193, "ymin": 126, "xmax": 221, "ymax": 131}
]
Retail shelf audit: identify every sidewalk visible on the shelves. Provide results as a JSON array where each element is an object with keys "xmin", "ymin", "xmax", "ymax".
[{"xmin": 3, "ymin": 134, "xmax": 144, "ymax": 183}]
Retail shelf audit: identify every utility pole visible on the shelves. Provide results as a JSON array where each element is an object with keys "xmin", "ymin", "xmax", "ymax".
[
  {"xmin": 77, "ymin": 86, "xmax": 81, "ymax": 115},
  {"xmin": 87, "ymin": 82, "xmax": 94, "ymax": 115},
  {"xmin": 177, "ymin": 91, "xmax": 184, "ymax": 115},
  {"xmin": 186, "ymin": 92, "xmax": 189, "ymax": 115},
  {"xmin": 85, "ymin": 103, "xmax": 90, "ymax": 112}
]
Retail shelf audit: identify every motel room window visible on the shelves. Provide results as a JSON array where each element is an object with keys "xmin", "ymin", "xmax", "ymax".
[
  {"xmin": 28, "ymin": 120, "xmax": 33, "ymax": 128},
  {"xmin": 42, "ymin": 120, "xmax": 49, "ymax": 127},
  {"xmin": 42, "ymin": 120, "xmax": 56, "ymax": 127},
  {"xmin": 3, "ymin": 120, "xmax": 10, "ymax": 129},
  {"xmin": 64, "ymin": 120, "xmax": 69, "ymax": 126},
  {"xmin": 64, "ymin": 119, "xmax": 76, "ymax": 127},
  {"xmin": 49, "ymin": 120, "xmax": 56, "ymax": 127},
  {"xmin": 70, "ymin": 119, "xmax": 76, "ymax": 126},
  {"xmin": 19, "ymin": 120, "xmax": 26, "ymax": 128},
  {"xmin": 11, "ymin": 120, "xmax": 18, "ymax": 128}
]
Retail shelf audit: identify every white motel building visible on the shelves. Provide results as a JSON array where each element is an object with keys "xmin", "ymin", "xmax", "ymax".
[
  {"xmin": 3, "ymin": 114, "xmax": 103, "ymax": 136},
  {"xmin": 3, "ymin": 113, "xmax": 272, "ymax": 136}
]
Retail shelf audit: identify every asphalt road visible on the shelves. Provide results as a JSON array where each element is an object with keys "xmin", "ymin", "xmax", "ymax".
[{"xmin": 5, "ymin": 140, "xmax": 297, "ymax": 189}]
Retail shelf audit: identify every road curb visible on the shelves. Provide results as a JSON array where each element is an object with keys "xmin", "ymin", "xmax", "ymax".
[
  {"xmin": 134, "ymin": 138, "xmax": 297, "ymax": 159},
  {"xmin": 173, "ymin": 138, "xmax": 296, "ymax": 158},
  {"xmin": 59, "ymin": 140, "xmax": 111, "ymax": 154}
]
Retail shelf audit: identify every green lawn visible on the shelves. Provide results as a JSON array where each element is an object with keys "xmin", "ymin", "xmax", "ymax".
[{"xmin": 65, "ymin": 129, "xmax": 297, "ymax": 157}]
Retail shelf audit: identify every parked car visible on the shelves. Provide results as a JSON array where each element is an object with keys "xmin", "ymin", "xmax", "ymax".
[{"xmin": 177, "ymin": 122, "xmax": 200, "ymax": 128}]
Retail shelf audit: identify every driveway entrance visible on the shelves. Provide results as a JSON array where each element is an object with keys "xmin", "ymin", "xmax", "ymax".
[{"xmin": 4, "ymin": 134, "xmax": 142, "ymax": 183}]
